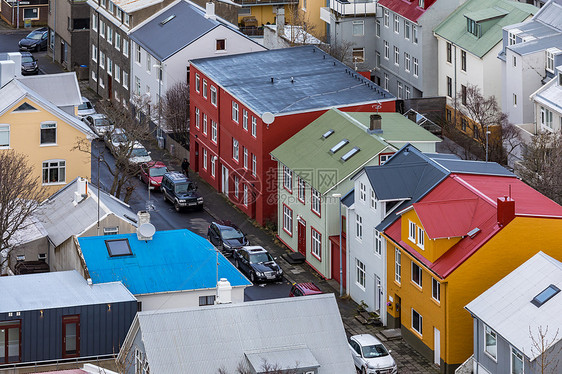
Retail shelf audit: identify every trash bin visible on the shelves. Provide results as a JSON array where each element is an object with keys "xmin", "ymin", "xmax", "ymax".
[{"xmin": 75, "ymin": 65, "xmax": 88, "ymax": 80}]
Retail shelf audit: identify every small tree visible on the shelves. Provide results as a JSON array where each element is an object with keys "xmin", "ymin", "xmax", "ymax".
[
  {"xmin": 217, "ymin": 358, "xmax": 299, "ymax": 374},
  {"xmin": 529, "ymin": 326, "xmax": 561, "ymax": 374},
  {"xmin": 0, "ymin": 151, "xmax": 47, "ymax": 273},
  {"xmin": 284, "ymin": 4, "xmax": 320, "ymax": 46},
  {"xmin": 161, "ymin": 81, "xmax": 190, "ymax": 148}
]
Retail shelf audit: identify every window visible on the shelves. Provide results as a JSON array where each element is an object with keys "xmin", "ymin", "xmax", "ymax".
[
  {"xmin": 123, "ymin": 39, "xmax": 129, "ymax": 57},
  {"xmin": 105, "ymin": 238, "xmax": 132, "ymax": 256},
  {"xmin": 283, "ymin": 166, "xmax": 292, "ymax": 192},
  {"xmin": 146, "ymin": 53, "xmax": 151, "ymax": 73},
  {"xmin": 413, "ymin": 57, "xmax": 419, "ymax": 77},
  {"xmin": 243, "ymin": 147, "xmax": 248, "ymax": 169},
  {"xmin": 107, "ymin": 57, "xmax": 112, "ymax": 76},
  {"xmin": 194, "ymin": 108, "xmax": 200, "ymax": 129},
  {"xmin": 397, "ymin": 82, "xmax": 403, "ymax": 98},
  {"xmin": 311, "ymin": 228, "xmax": 321, "ymax": 259},
  {"xmin": 405, "ymin": 21, "xmax": 410, "ymax": 40},
  {"xmin": 370, "ymin": 189, "xmax": 376, "ymax": 209},
  {"xmin": 203, "ymin": 148, "xmax": 207, "ymax": 170},
  {"xmin": 461, "ymin": 50, "xmax": 467, "ymax": 71},
  {"xmin": 92, "ymin": 12, "xmax": 98, "ymax": 31},
  {"xmin": 405, "ymin": 53, "xmax": 411, "ymax": 72},
  {"xmin": 384, "ymin": 73, "xmax": 389, "ymax": 90},
  {"xmin": 359, "ymin": 182, "xmax": 366, "ymax": 201},
  {"xmin": 509, "ymin": 31, "xmax": 517, "ymax": 46},
  {"xmin": 412, "ymin": 309, "xmax": 423, "ymax": 335},
  {"xmin": 485, "ymin": 325, "xmax": 497, "ymax": 359},
  {"xmin": 234, "ymin": 175, "xmax": 239, "ymax": 198},
  {"xmin": 123, "ymin": 71, "xmax": 129, "ymax": 90},
  {"xmin": 104, "ymin": 227, "xmax": 119, "ymax": 235},
  {"xmin": 467, "ymin": 18, "xmax": 480, "ymax": 37},
  {"xmin": 135, "ymin": 44, "xmax": 141, "ymax": 63},
  {"xmin": 395, "ymin": 248, "xmax": 401, "ymax": 283},
  {"xmin": 199, "ymin": 295, "xmax": 216, "ymax": 306},
  {"xmin": 513, "ymin": 93, "xmax": 517, "ymax": 107},
  {"xmin": 447, "ymin": 76, "xmax": 452, "ymax": 97},
  {"xmin": 211, "ymin": 121, "xmax": 217, "ymax": 143},
  {"xmin": 211, "ymin": 155, "xmax": 216, "ymax": 177},
  {"xmin": 311, "ymin": 188, "xmax": 321, "ymax": 215},
  {"xmin": 408, "ymin": 221, "xmax": 416, "ymax": 242},
  {"xmin": 376, "ymin": 52, "xmax": 381, "ymax": 68},
  {"xmin": 202, "ymin": 79, "xmax": 207, "ymax": 98},
  {"xmin": 283, "ymin": 205, "xmax": 293, "ymax": 235},
  {"xmin": 0, "ymin": 124, "xmax": 9, "ymax": 147},
  {"xmin": 380, "ymin": 154, "xmax": 391, "ymax": 164},
  {"xmin": 356, "ymin": 214, "xmax": 363, "ymax": 240},
  {"xmin": 108, "ymin": 1, "xmax": 114, "ymax": 13},
  {"xmin": 356, "ymin": 259, "xmax": 366, "ymax": 288},
  {"xmin": 92, "ymin": 45, "xmax": 97, "ymax": 62},
  {"xmin": 114, "ymin": 64, "xmax": 120, "ymax": 82},
  {"xmin": 376, "ymin": 19, "xmax": 381, "ymax": 37},
  {"xmin": 232, "ymin": 101, "xmax": 239, "ymax": 122},
  {"xmin": 384, "ymin": 40, "xmax": 389, "ymax": 59},
  {"xmin": 352, "ymin": 20, "xmax": 364, "ymax": 36},
  {"xmin": 242, "ymin": 110, "xmax": 248, "ymax": 130},
  {"xmin": 232, "ymin": 138, "xmax": 239, "ymax": 161},
  {"xmin": 157, "ymin": 66, "xmax": 162, "ymax": 82},
  {"xmin": 107, "ymin": 27, "xmax": 113, "ymax": 44},
  {"xmin": 531, "ymin": 284, "xmax": 560, "ymax": 307},
  {"xmin": 418, "ymin": 0, "xmax": 424, "ymax": 8},
  {"xmin": 195, "ymin": 73, "xmax": 200, "ymax": 93},
  {"xmin": 40, "ymin": 122, "xmax": 56, "ymax": 144},
  {"xmin": 124, "ymin": 13, "xmax": 130, "ymax": 26},
  {"xmin": 100, "ymin": 21, "xmax": 106, "ymax": 38},
  {"xmin": 383, "ymin": 9, "xmax": 389, "ymax": 27},
  {"xmin": 405, "ymin": 86, "xmax": 411, "ymax": 99},
  {"xmin": 447, "ymin": 109, "xmax": 452, "ymax": 122},
  {"xmin": 432, "ymin": 278, "xmax": 440, "ymax": 302},
  {"xmin": 461, "ymin": 84, "xmax": 467, "ymax": 105},
  {"xmin": 394, "ymin": 14, "xmax": 399, "ymax": 33},
  {"xmin": 374, "ymin": 230, "xmax": 382, "ymax": 256},
  {"xmin": 412, "ymin": 262, "xmax": 422, "ymax": 287},
  {"xmin": 216, "ymin": 39, "xmax": 226, "ymax": 51},
  {"xmin": 513, "ymin": 55, "xmax": 517, "ymax": 67},
  {"xmin": 203, "ymin": 114, "xmax": 208, "ymax": 135},
  {"xmin": 243, "ymin": 184, "xmax": 248, "ymax": 206},
  {"xmin": 546, "ymin": 49, "xmax": 557, "ymax": 72},
  {"xmin": 251, "ymin": 154, "xmax": 256, "ymax": 176},
  {"xmin": 42, "ymin": 160, "xmax": 65, "ymax": 184},
  {"xmin": 446, "ymin": 42, "xmax": 452, "ymax": 63},
  {"xmin": 116, "ymin": 8, "xmax": 123, "ymax": 22},
  {"xmin": 0, "ymin": 320, "xmax": 21, "ymax": 364},
  {"xmin": 210, "ymin": 86, "xmax": 217, "ymax": 106},
  {"xmin": 511, "ymin": 347, "xmax": 523, "ymax": 374},
  {"xmin": 461, "ymin": 118, "xmax": 468, "ymax": 132},
  {"xmin": 251, "ymin": 116, "xmax": 257, "ymax": 137},
  {"xmin": 298, "ymin": 178, "xmax": 305, "ymax": 202},
  {"xmin": 394, "ymin": 46, "xmax": 399, "ymax": 66},
  {"xmin": 99, "ymin": 51, "xmax": 105, "ymax": 68},
  {"xmin": 413, "ymin": 25, "xmax": 418, "ymax": 44},
  {"xmin": 541, "ymin": 107, "xmax": 553, "ymax": 129},
  {"xmin": 352, "ymin": 48, "xmax": 365, "ymax": 63},
  {"xmin": 134, "ymin": 76, "xmax": 140, "ymax": 95}
]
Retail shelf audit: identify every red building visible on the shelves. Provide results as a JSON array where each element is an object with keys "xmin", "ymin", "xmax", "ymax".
[{"xmin": 189, "ymin": 46, "xmax": 396, "ymax": 225}]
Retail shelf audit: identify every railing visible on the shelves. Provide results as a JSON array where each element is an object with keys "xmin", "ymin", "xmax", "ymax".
[
  {"xmin": 233, "ymin": 0, "xmax": 298, "ymax": 5},
  {"xmin": 239, "ymin": 26, "xmax": 265, "ymax": 36},
  {"xmin": 329, "ymin": 0, "xmax": 377, "ymax": 16},
  {"xmin": 0, "ymin": 354, "xmax": 116, "ymax": 373}
]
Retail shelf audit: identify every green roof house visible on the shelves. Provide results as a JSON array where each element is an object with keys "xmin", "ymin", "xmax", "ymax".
[
  {"xmin": 270, "ymin": 108, "xmax": 440, "ymax": 283},
  {"xmin": 433, "ymin": 0, "xmax": 537, "ymax": 128}
]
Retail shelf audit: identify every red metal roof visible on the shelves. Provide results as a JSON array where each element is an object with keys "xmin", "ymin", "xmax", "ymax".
[{"xmin": 378, "ymin": 0, "xmax": 436, "ymax": 23}]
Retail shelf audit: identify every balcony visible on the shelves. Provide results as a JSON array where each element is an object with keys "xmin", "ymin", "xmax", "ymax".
[
  {"xmin": 329, "ymin": 0, "xmax": 377, "ymax": 16},
  {"xmin": 232, "ymin": 0, "xmax": 298, "ymax": 5}
]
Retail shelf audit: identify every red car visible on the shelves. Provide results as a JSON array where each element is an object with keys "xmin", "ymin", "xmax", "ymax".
[
  {"xmin": 139, "ymin": 161, "xmax": 168, "ymax": 190},
  {"xmin": 289, "ymin": 282, "xmax": 322, "ymax": 297}
]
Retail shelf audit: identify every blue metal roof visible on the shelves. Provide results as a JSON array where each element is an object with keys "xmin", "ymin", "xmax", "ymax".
[
  {"xmin": 190, "ymin": 46, "xmax": 395, "ymax": 116},
  {"xmin": 341, "ymin": 189, "xmax": 355, "ymax": 208},
  {"xmin": 78, "ymin": 229, "xmax": 251, "ymax": 295}
]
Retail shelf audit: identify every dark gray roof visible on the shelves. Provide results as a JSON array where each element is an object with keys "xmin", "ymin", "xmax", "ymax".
[
  {"xmin": 342, "ymin": 189, "xmax": 355, "ymax": 208},
  {"xmin": 190, "ymin": 46, "xmax": 395, "ymax": 116},
  {"xmin": 130, "ymin": 1, "xmax": 224, "ymax": 61}
]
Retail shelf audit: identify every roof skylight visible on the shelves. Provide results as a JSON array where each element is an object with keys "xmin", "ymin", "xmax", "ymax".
[
  {"xmin": 322, "ymin": 129, "xmax": 334, "ymax": 139},
  {"xmin": 105, "ymin": 238, "xmax": 132, "ymax": 257},
  {"xmin": 341, "ymin": 147, "xmax": 360, "ymax": 162},
  {"xmin": 330, "ymin": 139, "xmax": 349, "ymax": 154},
  {"xmin": 531, "ymin": 284, "xmax": 560, "ymax": 307},
  {"xmin": 160, "ymin": 14, "xmax": 176, "ymax": 25}
]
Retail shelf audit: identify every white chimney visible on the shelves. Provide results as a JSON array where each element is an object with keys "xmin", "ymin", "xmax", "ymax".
[
  {"xmin": 215, "ymin": 278, "xmax": 232, "ymax": 304},
  {"xmin": 73, "ymin": 177, "xmax": 89, "ymax": 205},
  {"xmin": 137, "ymin": 210, "xmax": 150, "ymax": 225},
  {"xmin": 87, "ymin": 278, "xmax": 93, "ymax": 286},
  {"xmin": 205, "ymin": 2, "xmax": 216, "ymax": 20},
  {"xmin": 7, "ymin": 53, "xmax": 22, "ymax": 78},
  {"xmin": 136, "ymin": 211, "xmax": 156, "ymax": 241},
  {"xmin": 0, "ymin": 59, "xmax": 16, "ymax": 89},
  {"xmin": 276, "ymin": 8, "xmax": 285, "ymax": 36}
]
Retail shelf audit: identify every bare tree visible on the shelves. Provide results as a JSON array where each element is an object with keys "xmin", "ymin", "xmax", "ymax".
[
  {"xmin": 284, "ymin": 4, "xmax": 321, "ymax": 46},
  {"xmin": 0, "ymin": 151, "xmax": 47, "ymax": 273},
  {"xmin": 161, "ymin": 81, "xmax": 190, "ymax": 148},
  {"xmin": 217, "ymin": 358, "xmax": 299, "ymax": 374},
  {"xmin": 529, "ymin": 326, "xmax": 561, "ymax": 374},
  {"xmin": 518, "ymin": 132, "xmax": 562, "ymax": 204},
  {"xmin": 318, "ymin": 39, "xmax": 354, "ymax": 65}
]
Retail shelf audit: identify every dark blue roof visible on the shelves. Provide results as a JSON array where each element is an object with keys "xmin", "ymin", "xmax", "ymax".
[
  {"xmin": 190, "ymin": 46, "xmax": 396, "ymax": 116},
  {"xmin": 341, "ymin": 189, "xmax": 355, "ymax": 208},
  {"xmin": 78, "ymin": 229, "xmax": 251, "ymax": 295}
]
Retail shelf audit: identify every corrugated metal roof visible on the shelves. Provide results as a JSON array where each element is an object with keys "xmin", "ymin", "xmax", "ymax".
[
  {"xmin": 0, "ymin": 270, "xmax": 135, "ymax": 313},
  {"xmin": 36, "ymin": 178, "xmax": 137, "ymax": 247},
  {"xmin": 342, "ymin": 188, "xmax": 355, "ymax": 207},
  {"xmin": 136, "ymin": 294, "xmax": 355, "ymax": 373},
  {"xmin": 77, "ymin": 229, "xmax": 252, "ymax": 294},
  {"xmin": 245, "ymin": 346, "xmax": 319, "ymax": 371},
  {"xmin": 434, "ymin": 0, "xmax": 538, "ymax": 58},
  {"xmin": 465, "ymin": 252, "xmax": 562, "ymax": 361},
  {"xmin": 18, "ymin": 72, "xmax": 81, "ymax": 107},
  {"xmin": 190, "ymin": 46, "xmax": 395, "ymax": 116},
  {"xmin": 533, "ymin": 77, "xmax": 562, "ymax": 112},
  {"xmin": 534, "ymin": 0, "xmax": 562, "ymax": 30},
  {"xmin": 378, "ymin": 0, "xmax": 436, "ymax": 23},
  {"xmin": 110, "ymin": 0, "xmax": 163, "ymax": 13}
]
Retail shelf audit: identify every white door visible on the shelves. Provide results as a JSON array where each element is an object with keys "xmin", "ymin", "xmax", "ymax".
[
  {"xmin": 434, "ymin": 327, "xmax": 441, "ymax": 365},
  {"xmin": 375, "ymin": 275, "xmax": 382, "ymax": 313},
  {"xmin": 221, "ymin": 166, "xmax": 229, "ymax": 194}
]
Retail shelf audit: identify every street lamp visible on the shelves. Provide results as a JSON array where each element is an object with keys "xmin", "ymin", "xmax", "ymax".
[{"xmin": 332, "ymin": 193, "xmax": 343, "ymax": 297}]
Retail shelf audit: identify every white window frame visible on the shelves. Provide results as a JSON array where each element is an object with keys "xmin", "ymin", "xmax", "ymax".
[
  {"xmin": 374, "ymin": 230, "xmax": 382, "ymax": 257},
  {"xmin": 370, "ymin": 189, "xmax": 376, "ymax": 210},
  {"xmin": 413, "ymin": 25, "xmax": 418, "ymax": 44},
  {"xmin": 211, "ymin": 155, "xmax": 216, "ymax": 177},
  {"xmin": 298, "ymin": 178, "xmax": 305, "ymax": 202},
  {"xmin": 92, "ymin": 44, "xmax": 97, "ymax": 62},
  {"xmin": 234, "ymin": 175, "xmax": 239, "ymax": 198},
  {"xmin": 405, "ymin": 20, "xmax": 410, "ymax": 40},
  {"xmin": 511, "ymin": 347, "xmax": 524, "ymax": 374},
  {"xmin": 311, "ymin": 188, "xmax": 321, "ymax": 215},
  {"xmin": 485, "ymin": 325, "xmax": 497, "ymax": 361},
  {"xmin": 405, "ymin": 52, "xmax": 411, "ymax": 72},
  {"xmin": 92, "ymin": 12, "xmax": 98, "ymax": 32},
  {"xmin": 203, "ymin": 148, "xmax": 208, "ymax": 170},
  {"xmin": 283, "ymin": 205, "xmax": 293, "ymax": 235},
  {"xmin": 115, "ymin": 32, "xmax": 121, "ymax": 51},
  {"xmin": 383, "ymin": 9, "xmax": 389, "ymax": 27},
  {"xmin": 195, "ymin": 73, "xmax": 200, "ymax": 93},
  {"xmin": 251, "ymin": 116, "xmax": 257, "ymax": 137},
  {"xmin": 356, "ymin": 259, "xmax": 366, "ymax": 289},
  {"xmin": 203, "ymin": 113, "xmax": 208, "ymax": 135},
  {"xmin": 100, "ymin": 20, "xmax": 105, "ymax": 38},
  {"xmin": 210, "ymin": 86, "xmax": 217, "ymax": 106},
  {"xmin": 42, "ymin": 159, "xmax": 66, "ymax": 185},
  {"xmin": 40, "ymin": 122, "xmax": 57, "ymax": 145},
  {"xmin": 195, "ymin": 107, "xmax": 200, "ymax": 129},
  {"xmin": 107, "ymin": 26, "xmax": 113, "ymax": 44},
  {"xmin": 384, "ymin": 40, "xmax": 389, "ymax": 59},
  {"xmin": 394, "ymin": 14, "xmax": 399, "ymax": 34},
  {"xmin": 243, "ymin": 184, "xmax": 248, "ymax": 206},
  {"xmin": 352, "ymin": 20, "xmax": 364, "ymax": 36},
  {"xmin": 123, "ymin": 39, "xmax": 129, "ymax": 58},
  {"xmin": 417, "ymin": 226, "xmax": 425, "ymax": 249},
  {"xmin": 251, "ymin": 154, "xmax": 257, "ymax": 176},
  {"xmin": 123, "ymin": 71, "xmax": 129, "ymax": 90},
  {"xmin": 232, "ymin": 138, "xmax": 239, "ymax": 161},
  {"xmin": 243, "ymin": 147, "xmax": 248, "ymax": 169},
  {"xmin": 356, "ymin": 214, "xmax": 363, "ymax": 240},
  {"xmin": 202, "ymin": 79, "xmax": 207, "ymax": 98},
  {"xmin": 0, "ymin": 124, "xmax": 10, "ymax": 148},
  {"xmin": 311, "ymin": 228, "xmax": 321, "ymax": 259},
  {"xmin": 546, "ymin": 49, "xmax": 557, "ymax": 72},
  {"xmin": 359, "ymin": 182, "xmax": 366, "ymax": 201},
  {"xmin": 232, "ymin": 101, "xmax": 239, "ymax": 123},
  {"xmin": 413, "ymin": 57, "xmax": 419, "ymax": 77},
  {"xmin": 114, "ymin": 64, "xmax": 120, "ymax": 83},
  {"xmin": 135, "ymin": 44, "xmax": 141, "ymax": 64},
  {"xmin": 242, "ymin": 109, "xmax": 248, "ymax": 130},
  {"xmin": 395, "ymin": 248, "xmax": 401, "ymax": 283},
  {"xmin": 394, "ymin": 46, "xmax": 399, "ymax": 66},
  {"xmin": 408, "ymin": 220, "xmax": 416, "ymax": 242},
  {"xmin": 432, "ymin": 278, "xmax": 440, "ymax": 303},
  {"xmin": 283, "ymin": 166, "xmax": 293, "ymax": 192},
  {"xmin": 211, "ymin": 121, "xmax": 217, "ymax": 143},
  {"xmin": 412, "ymin": 309, "xmax": 423, "ymax": 336},
  {"xmin": 411, "ymin": 262, "xmax": 422, "ymax": 288}
]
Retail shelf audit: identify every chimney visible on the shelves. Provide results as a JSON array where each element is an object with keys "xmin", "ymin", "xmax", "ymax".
[
  {"xmin": 8, "ymin": 53, "xmax": 22, "ymax": 78},
  {"xmin": 137, "ymin": 211, "xmax": 156, "ymax": 240},
  {"xmin": 407, "ymin": 111, "xmax": 417, "ymax": 123},
  {"xmin": 87, "ymin": 278, "xmax": 93, "ymax": 286},
  {"xmin": 73, "ymin": 177, "xmax": 88, "ymax": 205},
  {"xmin": 205, "ymin": 2, "xmax": 216, "ymax": 20},
  {"xmin": 216, "ymin": 278, "xmax": 232, "ymax": 304},
  {"xmin": 497, "ymin": 196, "xmax": 515, "ymax": 227},
  {"xmin": 0, "ymin": 59, "xmax": 16, "ymax": 89},
  {"xmin": 368, "ymin": 114, "xmax": 383, "ymax": 134},
  {"xmin": 276, "ymin": 8, "xmax": 285, "ymax": 36}
]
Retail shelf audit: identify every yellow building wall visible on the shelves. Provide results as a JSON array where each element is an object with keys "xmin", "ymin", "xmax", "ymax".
[
  {"xmin": 297, "ymin": 0, "xmax": 327, "ymax": 39},
  {"xmin": 0, "ymin": 98, "xmax": 91, "ymax": 195},
  {"xmin": 238, "ymin": 5, "xmax": 278, "ymax": 25}
]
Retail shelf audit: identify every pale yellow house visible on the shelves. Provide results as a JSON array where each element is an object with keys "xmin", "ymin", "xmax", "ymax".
[{"xmin": 0, "ymin": 55, "xmax": 95, "ymax": 195}]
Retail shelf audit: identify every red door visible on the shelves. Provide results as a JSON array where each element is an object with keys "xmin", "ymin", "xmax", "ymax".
[
  {"xmin": 331, "ymin": 239, "xmax": 346, "ymax": 290},
  {"xmin": 297, "ymin": 219, "xmax": 306, "ymax": 255},
  {"xmin": 62, "ymin": 315, "xmax": 80, "ymax": 358}
]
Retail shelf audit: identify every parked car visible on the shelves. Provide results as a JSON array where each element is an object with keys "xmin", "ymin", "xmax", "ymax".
[
  {"xmin": 105, "ymin": 128, "xmax": 127, "ymax": 154},
  {"xmin": 128, "ymin": 142, "xmax": 152, "ymax": 165},
  {"xmin": 83, "ymin": 114, "xmax": 113, "ymax": 137},
  {"xmin": 139, "ymin": 161, "xmax": 168, "ymax": 190},
  {"xmin": 348, "ymin": 334, "xmax": 397, "ymax": 374},
  {"xmin": 289, "ymin": 282, "xmax": 322, "ymax": 297},
  {"xmin": 161, "ymin": 171, "xmax": 203, "ymax": 212},
  {"xmin": 18, "ymin": 27, "xmax": 48, "ymax": 52},
  {"xmin": 77, "ymin": 97, "xmax": 96, "ymax": 118},
  {"xmin": 233, "ymin": 246, "xmax": 283, "ymax": 283},
  {"xmin": 20, "ymin": 52, "xmax": 38, "ymax": 75},
  {"xmin": 207, "ymin": 221, "xmax": 248, "ymax": 255}
]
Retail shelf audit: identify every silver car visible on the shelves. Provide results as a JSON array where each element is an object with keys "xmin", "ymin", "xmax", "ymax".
[
  {"xmin": 349, "ymin": 334, "xmax": 397, "ymax": 374},
  {"xmin": 83, "ymin": 114, "xmax": 114, "ymax": 137},
  {"xmin": 77, "ymin": 97, "xmax": 96, "ymax": 118}
]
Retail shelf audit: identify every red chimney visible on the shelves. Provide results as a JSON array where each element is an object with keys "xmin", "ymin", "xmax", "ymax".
[{"xmin": 497, "ymin": 196, "xmax": 515, "ymax": 227}]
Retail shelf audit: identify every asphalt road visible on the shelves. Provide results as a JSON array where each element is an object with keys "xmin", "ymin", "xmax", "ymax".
[{"xmin": 90, "ymin": 140, "xmax": 292, "ymax": 301}]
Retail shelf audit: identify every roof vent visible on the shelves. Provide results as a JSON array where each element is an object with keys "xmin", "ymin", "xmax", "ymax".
[
  {"xmin": 159, "ymin": 14, "xmax": 176, "ymax": 25},
  {"xmin": 73, "ymin": 177, "xmax": 88, "ymax": 205},
  {"xmin": 467, "ymin": 227, "xmax": 481, "ymax": 238}
]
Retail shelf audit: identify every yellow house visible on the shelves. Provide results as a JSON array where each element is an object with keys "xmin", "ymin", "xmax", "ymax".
[
  {"xmin": 0, "ymin": 58, "xmax": 94, "ymax": 195},
  {"xmin": 383, "ymin": 173, "xmax": 562, "ymax": 374}
]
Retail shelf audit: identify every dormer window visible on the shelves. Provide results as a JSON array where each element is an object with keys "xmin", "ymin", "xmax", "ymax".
[
  {"xmin": 508, "ymin": 32, "xmax": 516, "ymax": 46},
  {"xmin": 545, "ymin": 48, "xmax": 560, "ymax": 73},
  {"xmin": 467, "ymin": 18, "xmax": 480, "ymax": 37},
  {"xmin": 558, "ymin": 72, "xmax": 562, "ymax": 86}
]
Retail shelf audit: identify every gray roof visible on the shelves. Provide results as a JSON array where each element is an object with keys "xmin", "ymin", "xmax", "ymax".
[
  {"xmin": 190, "ymin": 46, "xmax": 395, "ymax": 116},
  {"xmin": 534, "ymin": 0, "xmax": 562, "ymax": 30},
  {"xmin": 465, "ymin": 252, "xmax": 562, "ymax": 361},
  {"xmin": 342, "ymin": 189, "xmax": 355, "ymax": 208},
  {"xmin": 0, "ymin": 270, "xmax": 136, "ymax": 313},
  {"xmin": 533, "ymin": 77, "xmax": 562, "ymax": 112},
  {"xmin": 36, "ymin": 178, "xmax": 137, "ymax": 247},
  {"xmin": 134, "ymin": 294, "xmax": 355, "ymax": 374},
  {"xmin": 18, "ymin": 72, "xmax": 82, "ymax": 107},
  {"xmin": 129, "ymin": 0, "xmax": 243, "ymax": 61}
]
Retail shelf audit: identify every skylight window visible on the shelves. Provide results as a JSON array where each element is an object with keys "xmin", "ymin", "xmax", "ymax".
[
  {"xmin": 105, "ymin": 238, "xmax": 132, "ymax": 257},
  {"xmin": 160, "ymin": 14, "xmax": 176, "ymax": 25},
  {"xmin": 330, "ymin": 139, "xmax": 349, "ymax": 153},
  {"xmin": 341, "ymin": 147, "xmax": 360, "ymax": 162},
  {"xmin": 531, "ymin": 284, "xmax": 560, "ymax": 307},
  {"xmin": 322, "ymin": 129, "xmax": 334, "ymax": 139}
]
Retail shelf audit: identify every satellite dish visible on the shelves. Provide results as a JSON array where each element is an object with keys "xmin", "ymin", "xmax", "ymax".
[
  {"xmin": 138, "ymin": 222, "xmax": 156, "ymax": 238},
  {"xmin": 262, "ymin": 112, "xmax": 275, "ymax": 125}
]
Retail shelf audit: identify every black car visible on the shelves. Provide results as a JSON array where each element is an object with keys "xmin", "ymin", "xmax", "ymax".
[
  {"xmin": 20, "ymin": 52, "xmax": 38, "ymax": 75},
  {"xmin": 233, "ymin": 246, "xmax": 283, "ymax": 283},
  {"xmin": 18, "ymin": 27, "xmax": 48, "ymax": 52},
  {"xmin": 207, "ymin": 221, "xmax": 249, "ymax": 255},
  {"xmin": 161, "ymin": 171, "xmax": 203, "ymax": 212}
]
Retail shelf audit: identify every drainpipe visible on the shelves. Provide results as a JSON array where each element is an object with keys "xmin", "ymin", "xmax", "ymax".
[
  {"xmin": 453, "ymin": 44, "xmax": 457, "ymax": 129},
  {"xmin": 52, "ymin": 0, "xmax": 56, "ymax": 62},
  {"xmin": 96, "ymin": 10, "xmax": 100, "ymax": 95}
]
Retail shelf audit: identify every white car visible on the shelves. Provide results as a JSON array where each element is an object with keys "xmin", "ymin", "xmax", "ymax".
[
  {"xmin": 77, "ymin": 97, "xmax": 96, "ymax": 118},
  {"xmin": 128, "ymin": 142, "xmax": 152, "ymax": 165},
  {"xmin": 83, "ymin": 114, "xmax": 113, "ymax": 137},
  {"xmin": 106, "ymin": 128, "xmax": 128, "ymax": 153},
  {"xmin": 348, "ymin": 334, "xmax": 397, "ymax": 374}
]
